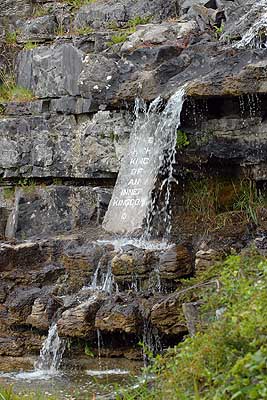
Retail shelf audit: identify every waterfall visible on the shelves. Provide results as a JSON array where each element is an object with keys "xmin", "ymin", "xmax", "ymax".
[
  {"xmin": 103, "ymin": 85, "xmax": 186, "ymax": 237},
  {"xmin": 35, "ymin": 323, "xmax": 65, "ymax": 374},
  {"xmin": 233, "ymin": 1, "xmax": 267, "ymax": 49}
]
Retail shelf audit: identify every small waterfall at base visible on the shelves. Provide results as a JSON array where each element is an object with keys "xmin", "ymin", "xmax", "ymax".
[
  {"xmin": 103, "ymin": 85, "xmax": 187, "ymax": 238},
  {"xmin": 35, "ymin": 323, "xmax": 65, "ymax": 374}
]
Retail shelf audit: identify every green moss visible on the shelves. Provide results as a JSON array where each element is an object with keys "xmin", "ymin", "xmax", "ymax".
[{"xmin": 122, "ymin": 249, "xmax": 267, "ymax": 400}]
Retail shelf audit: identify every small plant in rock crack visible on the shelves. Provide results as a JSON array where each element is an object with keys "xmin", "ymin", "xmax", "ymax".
[
  {"xmin": 214, "ymin": 22, "xmax": 224, "ymax": 40},
  {"xmin": 176, "ymin": 129, "xmax": 189, "ymax": 149},
  {"xmin": 24, "ymin": 41, "xmax": 38, "ymax": 50}
]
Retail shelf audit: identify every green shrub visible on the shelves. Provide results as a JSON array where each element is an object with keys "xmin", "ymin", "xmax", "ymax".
[{"xmin": 0, "ymin": 385, "xmax": 57, "ymax": 400}]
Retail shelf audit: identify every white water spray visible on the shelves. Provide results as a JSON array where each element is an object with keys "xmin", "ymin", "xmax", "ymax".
[{"xmin": 35, "ymin": 323, "xmax": 65, "ymax": 374}]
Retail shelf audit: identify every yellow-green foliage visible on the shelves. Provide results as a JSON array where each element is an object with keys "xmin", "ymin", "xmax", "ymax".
[
  {"xmin": 108, "ymin": 27, "xmax": 135, "ymax": 46},
  {"xmin": 0, "ymin": 70, "xmax": 35, "ymax": 103},
  {"xmin": 24, "ymin": 41, "xmax": 38, "ymax": 50},
  {"xmin": 66, "ymin": 0, "xmax": 95, "ymax": 10},
  {"xmin": 122, "ymin": 249, "xmax": 267, "ymax": 400},
  {"xmin": 5, "ymin": 31, "xmax": 18, "ymax": 46},
  {"xmin": 0, "ymin": 386, "xmax": 57, "ymax": 400},
  {"xmin": 185, "ymin": 178, "xmax": 267, "ymax": 225},
  {"xmin": 75, "ymin": 25, "xmax": 94, "ymax": 35}
]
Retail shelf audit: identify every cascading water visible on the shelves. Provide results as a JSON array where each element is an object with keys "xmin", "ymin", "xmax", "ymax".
[
  {"xmin": 144, "ymin": 86, "xmax": 187, "ymax": 239},
  {"xmin": 103, "ymin": 85, "xmax": 187, "ymax": 239},
  {"xmin": 35, "ymin": 323, "xmax": 65, "ymax": 375},
  {"xmin": 232, "ymin": 0, "xmax": 267, "ymax": 49}
]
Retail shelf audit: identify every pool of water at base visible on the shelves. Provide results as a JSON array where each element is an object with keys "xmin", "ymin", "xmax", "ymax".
[{"xmin": 0, "ymin": 357, "xmax": 143, "ymax": 399}]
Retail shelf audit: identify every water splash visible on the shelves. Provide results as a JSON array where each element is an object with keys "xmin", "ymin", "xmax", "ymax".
[{"xmin": 35, "ymin": 323, "xmax": 65, "ymax": 374}]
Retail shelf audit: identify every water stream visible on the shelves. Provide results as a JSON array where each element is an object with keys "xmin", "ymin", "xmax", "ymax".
[
  {"xmin": 35, "ymin": 323, "xmax": 65, "ymax": 375},
  {"xmin": 232, "ymin": 0, "xmax": 267, "ymax": 49},
  {"xmin": 103, "ymin": 86, "xmax": 187, "ymax": 237}
]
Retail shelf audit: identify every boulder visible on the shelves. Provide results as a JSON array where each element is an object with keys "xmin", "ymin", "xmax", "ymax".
[
  {"xmin": 151, "ymin": 293, "xmax": 188, "ymax": 335},
  {"xmin": 17, "ymin": 44, "xmax": 83, "ymax": 98},
  {"xmin": 4, "ymin": 186, "xmax": 97, "ymax": 239},
  {"xmin": 95, "ymin": 295, "xmax": 141, "ymax": 333},
  {"xmin": 57, "ymin": 294, "xmax": 105, "ymax": 337},
  {"xmin": 26, "ymin": 295, "xmax": 60, "ymax": 330},
  {"xmin": 20, "ymin": 15, "xmax": 57, "ymax": 42},
  {"xmin": 5, "ymin": 287, "xmax": 43, "ymax": 326},
  {"xmin": 159, "ymin": 244, "xmax": 194, "ymax": 280},
  {"xmin": 120, "ymin": 21, "xmax": 197, "ymax": 53}
]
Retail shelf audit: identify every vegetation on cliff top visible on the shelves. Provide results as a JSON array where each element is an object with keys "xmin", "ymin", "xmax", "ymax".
[{"xmin": 121, "ymin": 248, "xmax": 267, "ymax": 400}]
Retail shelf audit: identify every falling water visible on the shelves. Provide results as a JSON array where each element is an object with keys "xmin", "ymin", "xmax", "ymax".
[
  {"xmin": 103, "ymin": 85, "xmax": 187, "ymax": 237},
  {"xmin": 35, "ymin": 323, "xmax": 65, "ymax": 374},
  {"xmin": 86, "ymin": 260, "xmax": 114, "ymax": 293},
  {"xmin": 233, "ymin": 1, "xmax": 267, "ymax": 49},
  {"xmin": 144, "ymin": 86, "xmax": 187, "ymax": 238}
]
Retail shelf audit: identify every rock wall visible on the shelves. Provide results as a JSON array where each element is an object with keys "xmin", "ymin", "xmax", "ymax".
[{"xmin": 1, "ymin": 0, "xmax": 267, "ymax": 358}]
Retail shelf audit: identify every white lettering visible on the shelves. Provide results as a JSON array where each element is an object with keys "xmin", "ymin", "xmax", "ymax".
[{"xmin": 128, "ymin": 178, "xmax": 141, "ymax": 186}]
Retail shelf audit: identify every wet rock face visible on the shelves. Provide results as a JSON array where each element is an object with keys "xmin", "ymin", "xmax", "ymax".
[
  {"xmin": 95, "ymin": 295, "xmax": 142, "ymax": 334},
  {"xmin": 57, "ymin": 293, "xmax": 106, "ymax": 337}
]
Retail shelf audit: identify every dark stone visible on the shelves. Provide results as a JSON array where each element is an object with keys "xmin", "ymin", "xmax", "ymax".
[{"xmin": 17, "ymin": 44, "xmax": 83, "ymax": 98}]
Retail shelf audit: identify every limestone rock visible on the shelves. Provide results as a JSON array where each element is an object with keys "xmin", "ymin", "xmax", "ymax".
[
  {"xmin": 151, "ymin": 293, "xmax": 188, "ymax": 335},
  {"xmin": 4, "ymin": 186, "xmax": 97, "ymax": 239},
  {"xmin": 26, "ymin": 294, "xmax": 62, "ymax": 330},
  {"xmin": 6, "ymin": 287, "xmax": 43, "ymax": 326},
  {"xmin": 0, "ymin": 241, "xmax": 44, "ymax": 272},
  {"xmin": 17, "ymin": 44, "xmax": 83, "ymax": 98},
  {"xmin": 74, "ymin": 0, "xmax": 177, "ymax": 30},
  {"xmin": 182, "ymin": 301, "xmax": 201, "ymax": 336},
  {"xmin": 57, "ymin": 294, "xmax": 105, "ymax": 337},
  {"xmin": 20, "ymin": 15, "xmax": 57, "ymax": 42},
  {"xmin": 159, "ymin": 244, "xmax": 194, "ymax": 280},
  {"xmin": 0, "ymin": 337, "xmax": 25, "ymax": 356},
  {"xmin": 195, "ymin": 248, "xmax": 221, "ymax": 273},
  {"xmin": 121, "ymin": 21, "xmax": 197, "ymax": 53},
  {"xmin": 0, "ymin": 112, "xmax": 129, "ymax": 179},
  {"xmin": 95, "ymin": 296, "xmax": 141, "ymax": 333}
]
